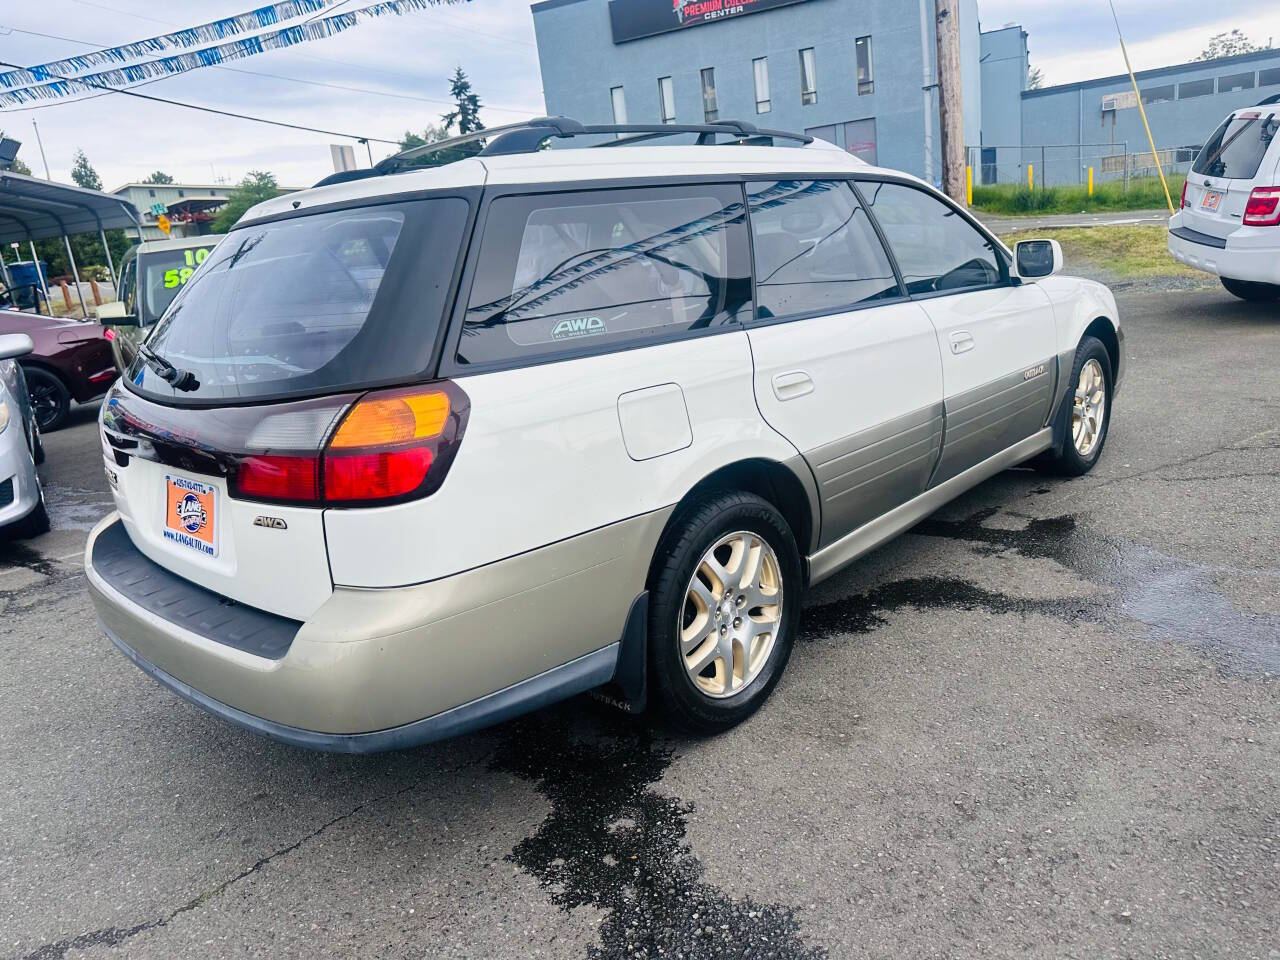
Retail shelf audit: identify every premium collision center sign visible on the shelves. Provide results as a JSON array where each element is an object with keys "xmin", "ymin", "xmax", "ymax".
[{"xmin": 609, "ymin": 0, "xmax": 813, "ymax": 43}]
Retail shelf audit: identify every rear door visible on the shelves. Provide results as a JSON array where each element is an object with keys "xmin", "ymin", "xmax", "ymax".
[
  {"xmin": 743, "ymin": 180, "xmax": 944, "ymax": 547},
  {"xmin": 1183, "ymin": 110, "xmax": 1280, "ymax": 240},
  {"xmin": 860, "ymin": 179, "xmax": 1056, "ymax": 484}
]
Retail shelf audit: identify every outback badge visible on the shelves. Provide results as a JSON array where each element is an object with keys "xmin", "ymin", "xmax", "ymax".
[
  {"xmin": 1023, "ymin": 363, "xmax": 1047, "ymax": 381},
  {"xmin": 253, "ymin": 516, "xmax": 288, "ymax": 530}
]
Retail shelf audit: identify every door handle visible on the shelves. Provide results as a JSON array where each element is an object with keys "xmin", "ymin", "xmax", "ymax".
[
  {"xmin": 950, "ymin": 331, "xmax": 975, "ymax": 355},
  {"xmin": 771, "ymin": 370, "xmax": 814, "ymax": 401}
]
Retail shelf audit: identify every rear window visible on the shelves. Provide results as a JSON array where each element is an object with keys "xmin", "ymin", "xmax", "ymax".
[
  {"xmin": 140, "ymin": 243, "xmax": 218, "ymax": 323},
  {"xmin": 456, "ymin": 185, "xmax": 751, "ymax": 367},
  {"xmin": 1193, "ymin": 112, "xmax": 1278, "ymax": 180},
  {"xmin": 126, "ymin": 198, "xmax": 469, "ymax": 403}
]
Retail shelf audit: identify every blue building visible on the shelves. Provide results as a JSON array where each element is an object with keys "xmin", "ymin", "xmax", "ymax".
[
  {"xmin": 531, "ymin": 0, "xmax": 1280, "ymax": 189},
  {"xmin": 531, "ymin": 0, "xmax": 983, "ymax": 185}
]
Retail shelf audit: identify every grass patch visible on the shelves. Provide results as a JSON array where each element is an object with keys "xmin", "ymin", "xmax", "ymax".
[
  {"xmin": 972, "ymin": 174, "xmax": 1184, "ymax": 216},
  {"xmin": 998, "ymin": 225, "xmax": 1205, "ymax": 280}
]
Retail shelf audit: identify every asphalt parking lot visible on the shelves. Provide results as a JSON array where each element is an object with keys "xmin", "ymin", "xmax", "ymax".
[{"xmin": 2, "ymin": 282, "xmax": 1277, "ymax": 959}]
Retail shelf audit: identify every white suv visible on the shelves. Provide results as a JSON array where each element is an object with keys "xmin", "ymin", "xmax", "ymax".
[
  {"xmin": 1169, "ymin": 95, "xmax": 1280, "ymax": 301},
  {"xmin": 85, "ymin": 118, "xmax": 1122, "ymax": 752}
]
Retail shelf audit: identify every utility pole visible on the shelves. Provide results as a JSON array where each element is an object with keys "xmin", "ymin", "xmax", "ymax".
[
  {"xmin": 31, "ymin": 120, "xmax": 52, "ymax": 179},
  {"xmin": 934, "ymin": 0, "xmax": 966, "ymax": 204}
]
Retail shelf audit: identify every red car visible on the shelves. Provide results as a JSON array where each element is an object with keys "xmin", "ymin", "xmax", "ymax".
[{"xmin": 0, "ymin": 308, "xmax": 117, "ymax": 432}]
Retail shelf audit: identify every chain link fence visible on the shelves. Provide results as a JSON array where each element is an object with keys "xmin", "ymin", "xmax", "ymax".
[{"xmin": 966, "ymin": 142, "xmax": 1199, "ymax": 189}]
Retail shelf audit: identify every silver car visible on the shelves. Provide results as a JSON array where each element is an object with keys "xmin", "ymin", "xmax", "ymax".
[{"xmin": 0, "ymin": 334, "xmax": 50, "ymax": 539}]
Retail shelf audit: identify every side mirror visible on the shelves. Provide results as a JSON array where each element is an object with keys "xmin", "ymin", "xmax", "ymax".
[
  {"xmin": 0, "ymin": 333, "xmax": 34, "ymax": 361},
  {"xmin": 1015, "ymin": 239, "xmax": 1064, "ymax": 280}
]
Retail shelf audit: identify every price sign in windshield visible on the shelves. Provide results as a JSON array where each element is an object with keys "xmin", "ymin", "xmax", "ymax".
[{"xmin": 163, "ymin": 247, "xmax": 212, "ymax": 288}]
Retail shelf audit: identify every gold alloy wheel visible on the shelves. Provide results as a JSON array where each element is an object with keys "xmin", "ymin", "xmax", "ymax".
[
  {"xmin": 1072, "ymin": 357, "xmax": 1107, "ymax": 458},
  {"xmin": 679, "ymin": 530, "xmax": 783, "ymax": 699}
]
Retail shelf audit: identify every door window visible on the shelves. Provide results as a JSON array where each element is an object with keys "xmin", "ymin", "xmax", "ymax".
[
  {"xmin": 458, "ymin": 185, "xmax": 751, "ymax": 367},
  {"xmin": 747, "ymin": 180, "xmax": 899, "ymax": 320},
  {"xmin": 860, "ymin": 181, "xmax": 1004, "ymax": 295}
]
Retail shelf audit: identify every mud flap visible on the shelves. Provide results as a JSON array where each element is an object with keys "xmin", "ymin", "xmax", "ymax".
[{"xmin": 591, "ymin": 592, "xmax": 648, "ymax": 714}]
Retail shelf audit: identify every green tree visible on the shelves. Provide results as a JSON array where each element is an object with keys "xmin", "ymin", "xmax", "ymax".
[
  {"xmin": 398, "ymin": 122, "xmax": 472, "ymax": 168},
  {"xmin": 441, "ymin": 66, "xmax": 484, "ymax": 137},
  {"xmin": 1197, "ymin": 29, "xmax": 1260, "ymax": 61},
  {"xmin": 70, "ymin": 149, "xmax": 103, "ymax": 191},
  {"xmin": 212, "ymin": 170, "xmax": 282, "ymax": 232},
  {"xmin": 1027, "ymin": 66, "xmax": 1044, "ymax": 91},
  {"xmin": 142, "ymin": 170, "xmax": 175, "ymax": 184}
]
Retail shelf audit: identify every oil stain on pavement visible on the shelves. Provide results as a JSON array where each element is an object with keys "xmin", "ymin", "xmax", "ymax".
[{"xmin": 491, "ymin": 713, "xmax": 826, "ymax": 959}]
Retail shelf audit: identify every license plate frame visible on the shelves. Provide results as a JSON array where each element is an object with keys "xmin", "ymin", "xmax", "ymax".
[
  {"xmin": 1201, "ymin": 189, "xmax": 1223, "ymax": 213},
  {"xmin": 163, "ymin": 474, "xmax": 218, "ymax": 557}
]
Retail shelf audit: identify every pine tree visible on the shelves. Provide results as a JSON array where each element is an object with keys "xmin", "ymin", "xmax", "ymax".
[
  {"xmin": 70, "ymin": 149, "xmax": 103, "ymax": 191},
  {"xmin": 441, "ymin": 66, "xmax": 484, "ymax": 137}
]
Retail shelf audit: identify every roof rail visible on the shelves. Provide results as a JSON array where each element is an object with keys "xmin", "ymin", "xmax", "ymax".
[
  {"xmin": 310, "ymin": 116, "xmax": 815, "ymax": 187},
  {"xmin": 1258, "ymin": 93, "xmax": 1280, "ymax": 106}
]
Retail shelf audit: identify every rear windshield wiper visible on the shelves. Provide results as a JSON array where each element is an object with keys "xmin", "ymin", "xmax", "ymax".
[{"xmin": 137, "ymin": 341, "xmax": 199, "ymax": 392}]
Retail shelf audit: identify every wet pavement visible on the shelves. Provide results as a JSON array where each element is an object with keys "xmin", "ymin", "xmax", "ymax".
[{"xmin": 1, "ymin": 285, "xmax": 1277, "ymax": 959}]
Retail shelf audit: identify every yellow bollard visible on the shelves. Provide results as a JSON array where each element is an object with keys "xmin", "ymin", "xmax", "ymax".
[
  {"xmin": 1088, "ymin": 166, "xmax": 1094, "ymax": 196},
  {"xmin": 966, "ymin": 165, "xmax": 973, "ymax": 206},
  {"xmin": 1027, "ymin": 164, "xmax": 1034, "ymax": 191}
]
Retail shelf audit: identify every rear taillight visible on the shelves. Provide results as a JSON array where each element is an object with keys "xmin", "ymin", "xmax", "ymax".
[
  {"xmin": 1180, "ymin": 180, "xmax": 1188, "ymax": 209},
  {"xmin": 227, "ymin": 382, "xmax": 469, "ymax": 508},
  {"xmin": 1243, "ymin": 187, "xmax": 1280, "ymax": 226}
]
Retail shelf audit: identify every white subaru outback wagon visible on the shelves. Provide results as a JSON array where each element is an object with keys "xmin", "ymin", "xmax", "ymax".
[{"xmin": 85, "ymin": 118, "xmax": 1123, "ymax": 752}]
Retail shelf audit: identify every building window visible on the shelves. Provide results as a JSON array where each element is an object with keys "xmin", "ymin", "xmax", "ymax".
[
  {"xmin": 753, "ymin": 57, "xmax": 771, "ymax": 114},
  {"xmin": 700, "ymin": 68, "xmax": 718, "ymax": 122},
  {"xmin": 1218, "ymin": 72, "xmax": 1255, "ymax": 94},
  {"xmin": 658, "ymin": 76, "xmax": 676, "ymax": 124},
  {"xmin": 148, "ymin": 189, "xmax": 156, "ymax": 197},
  {"xmin": 855, "ymin": 36, "xmax": 874, "ymax": 95},
  {"xmin": 799, "ymin": 48, "xmax": 818, "ymax": 105},
  {"xmin": 610, "ymin": 85, "xmax": 628, "ymax": 125},
  {"xmin": 1262, "ymin": 67, "xmax": 1280, "ymax": 87},
  {"xmin": 1140, "ymin": 84, "xmax": 1174, "ymax": 104},
  {"xmin": 1178, "ymin": 78, "xmax": 1215, "ymax": 100},
  {"xmin": 843, "ymin": 118, "xmax": 877, "ymax": 164},
  {"xmin": 178, "ymin": 189, "xmax": 185, "ymax": 197}
]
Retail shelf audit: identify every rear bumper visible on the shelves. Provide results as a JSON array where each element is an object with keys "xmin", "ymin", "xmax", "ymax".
[
  {"xmin": 1167, "ymin": 215, "xmax": 1280, "ymax": 284},
  {"xmin": 86, "ymin": 507, "xmax": 671, "ymax": 751}
]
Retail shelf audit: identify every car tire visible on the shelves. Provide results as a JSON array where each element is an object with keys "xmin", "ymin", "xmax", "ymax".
[
  {"xmin": 1035, "ymin": 335, "xmax": 1112, "ymax": 477},
  {"xmin": 1221, "ymin": 278, "xmax": 1280, "ymax": 302},
  {"xmin": 647, "ymin": 491, "xmax": 802, "ymax": 735},
  {"xmin": 21, "ymin": 366, "xmax": 71, "ymax": 433},
  {"xmin": 4, "ymin": 492, "xmax": 50, "ymax": 541}
]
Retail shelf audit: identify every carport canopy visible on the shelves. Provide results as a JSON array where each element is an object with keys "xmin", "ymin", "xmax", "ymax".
[{"xmin": 0, "ymin": 170, "xmax": 140, "ymax": 245}]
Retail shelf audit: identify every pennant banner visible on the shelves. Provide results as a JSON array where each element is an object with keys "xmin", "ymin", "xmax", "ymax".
[
  {"xmin": 0, "ymin": 0, "xmax": 463, "ymax": 109},
  {"xmin": 0, "ymin": 0, "xmax": 335, "ymax": 89}
]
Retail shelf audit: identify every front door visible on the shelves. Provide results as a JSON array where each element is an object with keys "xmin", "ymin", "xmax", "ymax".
[
  {"xmin": 743, "ymin": 180, "xmax": 945, "ymax": 547},
  {"xmin": 860, "ymin": 180, "xmax": 1057, "ymax": 484}
]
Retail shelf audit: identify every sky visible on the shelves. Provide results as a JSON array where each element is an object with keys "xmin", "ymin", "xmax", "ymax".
[{"xmin": 1, "ymin": 0, "xmax": 1279, "ymax": 191}]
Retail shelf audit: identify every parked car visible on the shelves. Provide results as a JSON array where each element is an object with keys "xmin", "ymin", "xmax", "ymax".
[
  {"xmin": 1168, "ymin": 95, "xmax": 1280, "ymax": 301},
  {"xmin": 0, "ymin": 333, "xmax": 50, "ymax": 540},
  {"xmin": 97, "ymin": 235, "xmax": 223, "ymax": 372},
  {"xmin": 0, "ymin": 309, "xmax": 117, "ymax": 432},
  {"xmin": 85, "ymin": 118, "xmax": 1122, "ymax": 752}
]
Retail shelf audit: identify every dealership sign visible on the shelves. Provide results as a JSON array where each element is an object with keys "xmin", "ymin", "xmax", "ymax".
[{"xmin": 609, "ymin": 0, "xmax": 813, "ymax": 43}]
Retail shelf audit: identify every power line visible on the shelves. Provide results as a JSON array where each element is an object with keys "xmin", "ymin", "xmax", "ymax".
[{"xmin": 0, "ymin": 56, "xmax": 402, "ymax": 143}]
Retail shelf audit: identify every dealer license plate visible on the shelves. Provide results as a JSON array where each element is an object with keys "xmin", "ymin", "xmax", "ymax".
[{"xmin": 163, "ymin": 474, "xmax": 218, "ymax": 557}]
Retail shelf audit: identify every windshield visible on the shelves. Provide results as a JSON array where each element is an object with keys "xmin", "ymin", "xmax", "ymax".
[
  {"xmin": 1193, "ymin": 113, "xmax": 1277, "ymax": 180},
  {"xmin": 126, "ymin": 197, "xmax": 470, "ymax": 403},
  {"xmin": 139, "ymin": 243, "xmax": 218, "ymax": 323}
]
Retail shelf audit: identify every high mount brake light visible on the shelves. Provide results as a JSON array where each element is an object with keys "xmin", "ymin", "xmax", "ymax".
[
  {"xmin": 1243, "ymin": 186, "xmax": 1280, "ymax": 226},
  {"xmin": 227, "ymin": 382, "xmax": 470, "ymax": 507}
]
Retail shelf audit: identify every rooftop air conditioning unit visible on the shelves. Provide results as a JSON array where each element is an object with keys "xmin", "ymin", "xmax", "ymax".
[{"xmin": 1101, "ymin": 94, "xmax": 1121, "ymax": 112}]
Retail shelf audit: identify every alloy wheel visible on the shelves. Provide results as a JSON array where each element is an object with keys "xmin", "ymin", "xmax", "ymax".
[
  {"xmin": 679, "ymin": 530, "xmax": 783, "ymax": 699},
  {"xmin": 1072, "ymin": 358, "xmax": 1106, "ymax": 457}
]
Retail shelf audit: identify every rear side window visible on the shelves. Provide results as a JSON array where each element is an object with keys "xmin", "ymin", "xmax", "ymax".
[
  {"xmin": 747, "ymin": 180, "xmax": 899, "ymax": 319},
  {"xmin": 860, "ymin": 181, "xmax": 1004, "ymax": 295},
  {"xmin": 1193, "ymin": 112, "xmax": 1278, "ymax": 180},
  {"xmin": 457, "ymin": 185, "xmax": 751, "ymax": 367},
  {"xmin": 127, "ymin": 198, "xmax": 469, "ymax": 403}
]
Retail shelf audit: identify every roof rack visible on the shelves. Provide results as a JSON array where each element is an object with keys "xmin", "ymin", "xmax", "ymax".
[
  {"xmin": 1258, "ymin": 93, "xmax": 1280, "ymax": 106},
  {"xmin": 312, "ymin": 116, "xmax": 814, "ymax": 187}
]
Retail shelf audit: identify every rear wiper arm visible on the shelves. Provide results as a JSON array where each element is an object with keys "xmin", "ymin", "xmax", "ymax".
[{"xmin": 137, "ymin": 341, "xmax": 199, "ymax": 392}]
